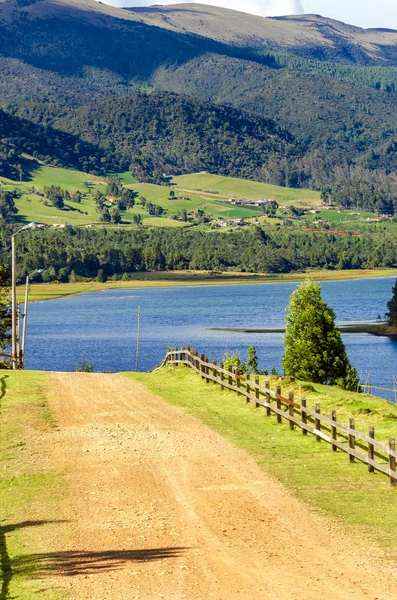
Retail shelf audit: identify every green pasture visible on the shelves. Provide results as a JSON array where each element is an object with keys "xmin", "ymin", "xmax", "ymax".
[
  {"xmin": 130, "ymin": 367, "xmax": 397, "ymax": 556},
  {"xmin": 143, "ymin": 216, "xmax": 190, "ymax": 227},
  {"xmin": 27, "ymin": 163, "xmax": 105, "ymax": 191},
  {"xmin": 14, "ymin": 193, "xmax": 99, "ymax": 225},
  {"xmin": 129, "ymin": 183, "xmax": 260, "ymax": 218},
  {"xmin": 4, "ymin": 162, "xmax": 263, "ymax": 226},
  {"xmin": 306, "ymin": 209, "xmax": 376, "ymax": 224},
  {"xmin": 117, "ymin": 171, "xmax": 138, "ymax": 185},
  {"xmin": 173, "ymin": 174, "xmax": 322, "ymax": 206}
]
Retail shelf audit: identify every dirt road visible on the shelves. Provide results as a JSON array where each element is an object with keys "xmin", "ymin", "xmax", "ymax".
[{"xmin": 39, "ymin": 373, "xmax": 396, "ymax": 599}]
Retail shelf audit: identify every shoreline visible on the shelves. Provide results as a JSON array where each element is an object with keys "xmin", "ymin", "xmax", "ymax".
[
  {"xmin": 211, "ymin": 323, "xmax": 397, "ymax": 338},
  {"xmin": 17, "ymin": 268, "xmax": 397, "ymax": 303}
]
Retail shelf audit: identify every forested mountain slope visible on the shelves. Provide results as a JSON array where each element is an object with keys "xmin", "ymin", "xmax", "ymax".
[
  {"xmin": 50, "ymin": 91, "xmax": 299, "ymax": 183},
  {"xmin": 0, "ymin": 107, "xmax": 111, "ymax": 179},
  {"xmin": 152, "ymin": 54, "xmax": 397, "ymax": 175}
]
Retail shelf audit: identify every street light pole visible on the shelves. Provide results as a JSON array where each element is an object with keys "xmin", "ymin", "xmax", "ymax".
[
  {"xmin": 11, "ymin": 234, "xmax": 17, "ymax": 370},
  {"xmin": 10, "ymin": 222, "xmax": 36, "ymax": 370},
  {"xmin": 21, "ymin": 275, "xmax": 30, "ymax": 369}
]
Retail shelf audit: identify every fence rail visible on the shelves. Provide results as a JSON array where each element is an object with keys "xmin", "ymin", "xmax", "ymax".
[{"xmin": 158, "ymin": 346, "xmax": 397, "ymax": 487}]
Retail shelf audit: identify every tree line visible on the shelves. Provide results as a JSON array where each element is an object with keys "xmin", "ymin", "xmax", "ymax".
[{"xmin": 1, "ymin": 225, "xmax": 397, "ymax": 283}]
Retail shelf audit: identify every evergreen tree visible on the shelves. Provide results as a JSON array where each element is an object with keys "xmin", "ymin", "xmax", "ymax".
[
  {"xmin": 247, "ymin": 345, "xmax": 259, "ymax": 374},
  {"xmin": 386, "ymin": 279, "xmax": 397, "ymax": 326},
  {"xmin": 106, "ymin": 176, "xmax": 122, "ymax": 197},
  {"xmin": 282, "ymin": 280, "xmax": 358, "ymax": 389},
  {"xmin": 110, "ymin": 207, "xmax": 121, "ymax": 224}
]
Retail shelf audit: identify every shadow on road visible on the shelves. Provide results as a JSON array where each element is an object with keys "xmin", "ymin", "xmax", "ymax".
[
  {"xmin": 1, "ymin": 520, "xmax": 186, "ymax": 598},
  {"xmin": 12, "ymin": 547, "xmax": 187, "ymax": 578}
]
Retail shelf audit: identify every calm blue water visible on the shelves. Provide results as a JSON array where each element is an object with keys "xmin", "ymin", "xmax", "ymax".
[{"xmin": 25, "ymin": 278, "xmax": 397, "ymax": 401}]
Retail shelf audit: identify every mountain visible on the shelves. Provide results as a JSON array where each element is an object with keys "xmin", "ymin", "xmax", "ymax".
[
  {"xmin": 1, "ymin": 0, "xmax": 397, "ymax": 111},
  {"xmin": 130, "ymin": 4, "xmax": 397, "ymax": 65},
  {"xmin": 1, "ymin": 0, "xmax": 397, "ymax": 210}
]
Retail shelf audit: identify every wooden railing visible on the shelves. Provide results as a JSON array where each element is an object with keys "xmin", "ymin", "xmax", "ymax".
[{"xmin": 158, "ymin": 346, "xmax": 397, "ymax": 488}]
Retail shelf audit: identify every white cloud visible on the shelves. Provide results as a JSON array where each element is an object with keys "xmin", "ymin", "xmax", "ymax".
[{"xmin": 102, "ymin": 0, "xmax": 305, "ymax": 18}]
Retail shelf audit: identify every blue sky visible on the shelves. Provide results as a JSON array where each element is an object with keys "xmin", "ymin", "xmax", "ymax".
[{"xmin": 103, "ymin": 1, "xmax": 397, "ymax": 29}]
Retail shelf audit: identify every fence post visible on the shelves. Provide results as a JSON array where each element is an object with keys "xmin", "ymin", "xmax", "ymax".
[
  {"xmin": 389, "ymin": 438, "xmax": 396, "ymax": 488},
  {"xmin": 265, "ymin": 380, "xmax": 271, "ymax": 416},
  {"xmin": 255, "ymin": 375, "xmax": 260, "ymax": 409},
  {"xmin": 236, "ymin": 368, "xmax": 241, "ymax": 396},
  {"xmin": 331, "ymin": 411, "xmax": 337, "ymax": 452},
  {"xmin": 276, "ymin": 385, "xmax": 282, "ymax": 424},
  {"xmin": 228, "ymin": 364, "xmax": 233, "ymax": 387},
  {"xmin": 180, "ymin": 346, "xmax": 185, "ymax": 362},
  {"xmin": 220, "ymin": 362, "xmax": 225, "ymax": 390},
  {"xmin": 315, "ymin": 404, "xmax": 321, "ymax": 442},
  {"xmin": 288, "ymin": 391, "xmax": 294, "ymax": 430},
  {"xmin": 301, "ymin": 397, "xmax": 307, "ymax": 435},
  {"xmin": 349, "ymin": 418, "xmax": 356, "ymax": 463},
  {"xmin": 212, "ymin": 359, "xmax": 217, "ymax": 383},
  {"xmin": 205, "ymin": 356, "xmax": 210, "ymax": 383},
  {"xmin": 200, "ymin": 354, "xmax": 205, "ymax": 379},
  {"xmin": 246, "ymin": 373, "xmax": 250, "ymax": 403},
  {"xmin": 368, "ymin": 427, "xmax": 375, "ymax": 473}
]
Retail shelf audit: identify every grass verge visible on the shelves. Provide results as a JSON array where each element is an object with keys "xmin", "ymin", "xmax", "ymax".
[
  {"xmin": 0, "ymin": 372, "xmax": 67, "ymax": 599},
  {"xmin": 127, "ymin": 367, "xmax": 397, "ymax": 557}
]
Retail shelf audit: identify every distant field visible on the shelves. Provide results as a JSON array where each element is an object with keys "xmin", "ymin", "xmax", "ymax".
[
  {"xmin": 28, "ymin": 163, "xmax": 106, "ymax": 190},
  {"xmin": 14, "ymin": 192, "xmax": 99, "ymax": 225},
  {"xmin": 4, "ymin": 162, "xmax": 265, "ymax": 225},
  {"xmin": 127, "ymin": 183, "xmax": 261, "ymax": 218},
  {"xmin": 306, "ymin": 209, "xmax": 375, "ymax": 224},
  {"xmin": 173, "ymin": 174, "xmax": 322, "ymax": 206},
  {"xmin": 143, "ymin": 216, "xmax": 190, "ymax": 227}
]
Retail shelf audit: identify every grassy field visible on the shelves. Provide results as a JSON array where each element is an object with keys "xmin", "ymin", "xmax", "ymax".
[
  {"xmin": 14, "ymin": 192, "xmax": 99, "ymax": 226},
  {"xmin": 127, "ymin": 182, "xmax": 261, "ymax": 219},
  {"xmin": 0, "ymin": 372, "xmax": 67, "ymax": 599},
  {"xmin": 129, "ymin": 367, "xmax": 397, "ymax": 556},
  {"xmin": 173, "ymin": 174, "xmax": 322, "ymax": 206},
  {"xmin": 3, "ymin": 161, "xmax": 322, "ymax": 226},
  {"xmin": 16, "ymin": 269, "xmax": 397, "ymax": 303},
  {"xmin": 305, "ymin": 209, "xmax": 376, "ymax": 224}
]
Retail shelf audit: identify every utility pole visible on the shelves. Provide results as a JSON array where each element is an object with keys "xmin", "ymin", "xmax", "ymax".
[
  {"xmin": 135, "ymin": 306, "xmax": 141, "ymax": 372},
  {"xmin": 11, "ymin": 234, "xmax": 17, "ymax": 370},
  {"xmin": 21, "ymin": 275, "xmax": 30, "ymax": 369},
  {"xmin": 11, "ymin": 222, "xmax": 36, "ymax": 369}
]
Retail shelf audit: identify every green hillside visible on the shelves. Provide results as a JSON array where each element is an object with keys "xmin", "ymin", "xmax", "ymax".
[
  {"xmin": 2, "ymin": 161, "xmax": 265, "ymax": 226},
  {"xmin": 173, "ymin": 174, "xmax": 322, "ymax": 205}
]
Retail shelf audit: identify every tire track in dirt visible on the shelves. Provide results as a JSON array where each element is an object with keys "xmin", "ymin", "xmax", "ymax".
[{"xmin": 38, "ymin": 372, "xmax": 397, "ymax": 600}]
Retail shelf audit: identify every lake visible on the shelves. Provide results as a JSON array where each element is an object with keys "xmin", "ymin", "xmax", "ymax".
[{"xmin": 25, "ymin": 277, "xmax": 397, "ymax": 401}]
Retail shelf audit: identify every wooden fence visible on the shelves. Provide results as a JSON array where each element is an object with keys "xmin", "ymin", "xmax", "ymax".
[{"xmin": 158, "ymin": 346, "xmax": 397, "ymax": 488}]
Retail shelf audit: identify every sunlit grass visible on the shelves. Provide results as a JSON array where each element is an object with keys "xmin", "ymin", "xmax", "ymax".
[
  {"xmin": 173, "ymin": 173, "xmax": 322, "ymax": 205},
  {"xmin": 0, "ymin": 371, "xmax": 67, "ymax": 599}
]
